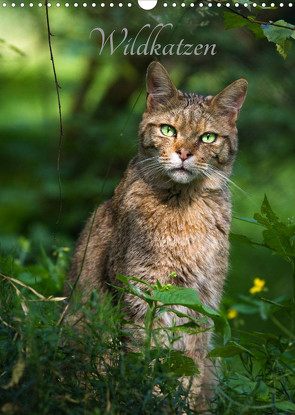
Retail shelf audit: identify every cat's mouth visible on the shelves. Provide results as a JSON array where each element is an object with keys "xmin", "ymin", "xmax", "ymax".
[
  {"xmin": 172, "ymin": 167, "xmax": 192, "ymax": 173},
  {"xmin": 167, "ymin": 166, "xmax": 196, "ymax": 184}
]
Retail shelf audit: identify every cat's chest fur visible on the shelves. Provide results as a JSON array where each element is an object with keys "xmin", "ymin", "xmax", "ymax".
[{"xmin": 110, "ymin": 167, "xmax": 231, "ymax": 309}]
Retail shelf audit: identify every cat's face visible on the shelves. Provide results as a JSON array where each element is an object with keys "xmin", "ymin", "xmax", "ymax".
[{"xmin": 139, "ymin": 62, "xmax": 247, "ymax": 186}]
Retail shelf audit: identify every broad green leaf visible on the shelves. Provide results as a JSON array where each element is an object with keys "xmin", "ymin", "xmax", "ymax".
[
  {"xmin": 262, "ymin": 20, "xmax": 295, "ymax": 44},
  {"xmin": 152, "ymin": 288, "xmax": 229, "ymax": 338},
  {"xmin": 262, "ymin": 229, "xmax": 286, "ymax": 254},
  {"xmin": 251, "ymin": 196, "xmax": 295, "ymax": 261},
  {"xmin": 207, "ymin": 341, "xmax": 253, "ymax": 358},
  {"xmin": 247, "ymin": 22, "xmax": 265, "ymax": 39},
  {"xmin": 261, "ymin": 195, "xmax": 280, "ymax": 225},
  {"xmin": 275, "ymin": 401, "xmax": 295, "ymax": 412},
  {"xmin": 162, "ymin": 350, "xmax": 199, "ymax": 376},
  {"xmin": 223, "ymin": 12, "xmax": 264, "ymax": 39},
  {"xmin": 228, "ymin": 373, "xmax": 258, "ymax": 394},
  {"xmin": 153, "ymin": 287, "xmax": 205, "ymax": 310},
  {"xmin": 255, "ymin": 380, "xmax": 271, "ymax": 401},
  {"xmin": 264, "ymin": 229, "xmax": 295, "ymax": 258},
  {"xmin": 276, "ymin": 40, "xmax": 292, "ymax": 59},
  {"xmin": 223, "ymin": 12, "xmax": 249, "ymax": 30},
  {"xmin": 117, "ymin": 277, "xmax": 230, "ymax": 340}
]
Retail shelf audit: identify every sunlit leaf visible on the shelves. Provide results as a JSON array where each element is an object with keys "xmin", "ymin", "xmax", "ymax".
[{"xmin": 262, "ymin": 20, "xmax": 295, "ymax": 44}]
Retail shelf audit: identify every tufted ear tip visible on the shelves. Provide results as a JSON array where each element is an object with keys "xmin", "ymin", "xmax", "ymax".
[
  {"xmin": 146, "ymin": 61, "xmax": 162, "ymax": 76},
  {"xmin": 146, "ymin": 61, "xmax": 169, "ymax": 86},
  {"xmin": 235, "ymin": 78, "xmax": 248, "ymax": 98},
  {"xmin": 146, "ymin": 61, "xmax": 178, "ymax": 111},
  {"xmin": 210, "ymin": 78, "xmax": 248, "ymax": 124}
]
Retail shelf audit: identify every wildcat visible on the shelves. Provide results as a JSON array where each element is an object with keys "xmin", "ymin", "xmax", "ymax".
[{"xmin": 67, "ymin": 61, "xmax": 247, "ymax": 405}]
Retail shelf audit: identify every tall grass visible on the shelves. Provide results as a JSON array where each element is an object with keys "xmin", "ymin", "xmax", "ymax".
[{"xmin": 1, "ymin": 197, "xmax": 295, "ymax": 414}]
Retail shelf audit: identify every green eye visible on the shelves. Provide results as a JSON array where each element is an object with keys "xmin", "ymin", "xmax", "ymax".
[
  {"xmin": 201, "ymin": 133, "xmax": 217, "ymax": 144},
  {"xmin": 161, "ymin": 125, "xmax": 176, "ymax": 137}
]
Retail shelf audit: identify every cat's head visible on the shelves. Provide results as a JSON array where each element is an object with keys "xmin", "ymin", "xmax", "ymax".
[{"xmin": 138, "ymin": 62, "xmax": 247, "ymax": 188}]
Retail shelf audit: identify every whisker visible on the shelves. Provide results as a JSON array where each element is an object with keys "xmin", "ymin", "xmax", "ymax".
[
  {"xmin": 139, "ymin": 164, "xmax": 164, "ymax": 173},
  {"xmin": 135, "ymin": 157, "xmax": 158, "ymax": 166},
  {"xmin": 139, "ymin": 164, "xmax": 167, "ymax": 177},
  {"xmin": 207, "ymin": 165, "xmax": 249, "ymax": 196}
]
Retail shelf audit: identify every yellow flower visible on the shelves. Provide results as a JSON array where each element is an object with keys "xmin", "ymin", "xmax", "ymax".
[
  {"xmin": 249, "ymin": 278, "xmax": 266, "ymax": 294},
  {"xmin": 227, "ymin": 308, "xmax": 238, "ymax": 319}
]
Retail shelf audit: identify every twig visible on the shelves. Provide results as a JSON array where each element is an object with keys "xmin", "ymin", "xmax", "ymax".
[
  {"xmin": 211, "ymin": 0, "xmax": 295, "ymax": 31},
  {"xmin": 45, "ymin": 0, "xmax": 64, "ymax": 244}
]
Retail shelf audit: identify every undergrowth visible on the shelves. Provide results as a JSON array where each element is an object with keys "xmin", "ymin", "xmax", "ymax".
[{"xmin": 0, "ymin": 196, "xmax": 295, "ymax": 414}]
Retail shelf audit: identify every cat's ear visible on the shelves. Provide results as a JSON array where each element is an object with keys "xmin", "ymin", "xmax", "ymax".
[
  {"xmin": 146, "ymin": 62, "xmax": 179, "ymax": 112},
  {"xmin": 210, "ymin": 79, "xmax": 248, "ymax": 125}
]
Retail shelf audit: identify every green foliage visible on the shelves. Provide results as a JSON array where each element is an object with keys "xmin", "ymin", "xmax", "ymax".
[
  {"xmin": 235, "ymin": 195, "xmax": 295, "ymax": 263},
  {"xmin": 0, "ymin": 272, "xmax": 200, "ymax": 414},
  {"xmin": 1, "ymin": 3, "xmax": 295, "ymax": 413},
  {"xmin": 1, "ymin": 197, "xmax": 294, "ymax": 414},
  {"xmin": 262, "ymin": 20, "xmax": 295, "ymax": 58},
  {"xmin": 0, "ymin": 238, "xmax": 70, "ymax": 295},
  {"xmin": 223, "ymin": 9, "xmax": 295, "ymax": 58},
  {"xmin": 223, "ymin": 12, "xmax": 264, "ymax": 39},
  {"xmin": 116, "ymin": 274, "xmax": 230, "ymax": 343},
  {"xmin": 215, "ymin": 197, "xmax": 295, "ymax": 413}
]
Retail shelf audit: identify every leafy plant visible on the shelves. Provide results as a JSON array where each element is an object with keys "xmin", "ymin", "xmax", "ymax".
[
  {"xmin": 0, "ymin": 239, "xmax": 70, "ymax": 295},
  {"xmin": 114, "ymin": 274, "xmax": 230, "ymax": 346},
  {"xmin": 213, "ymin": 196, "xmax": 295, "ymax": 413},
  {"xmin": 222, "ymin": 3, "xmax": 295, "ymax": 58},
  {"xmin": 1, "ymin": 196, "xmax": 295, "ymax": 414},
  {"xmin": 0, "ymin": 269, "xmax": 216, "ymax": 414}
]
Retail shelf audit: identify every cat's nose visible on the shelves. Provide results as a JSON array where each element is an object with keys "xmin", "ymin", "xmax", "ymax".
[{"xmin": 176, "ymin": 149, "xmax": 193, "ymax": 161}]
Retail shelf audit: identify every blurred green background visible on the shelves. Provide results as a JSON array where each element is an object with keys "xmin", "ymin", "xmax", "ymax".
[{"xmin": 0, "ymin": 4, "xmax": 294, "ymax": 317}]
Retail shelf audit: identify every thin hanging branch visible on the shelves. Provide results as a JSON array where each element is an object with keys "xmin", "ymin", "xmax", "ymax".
[
  {"xmin": 210, "ymin": 0, "xmax": 295, "ymax": 31},
  {"xmin": 45, "ymin": 0, "xmax": 64, "ymax": 243}
]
